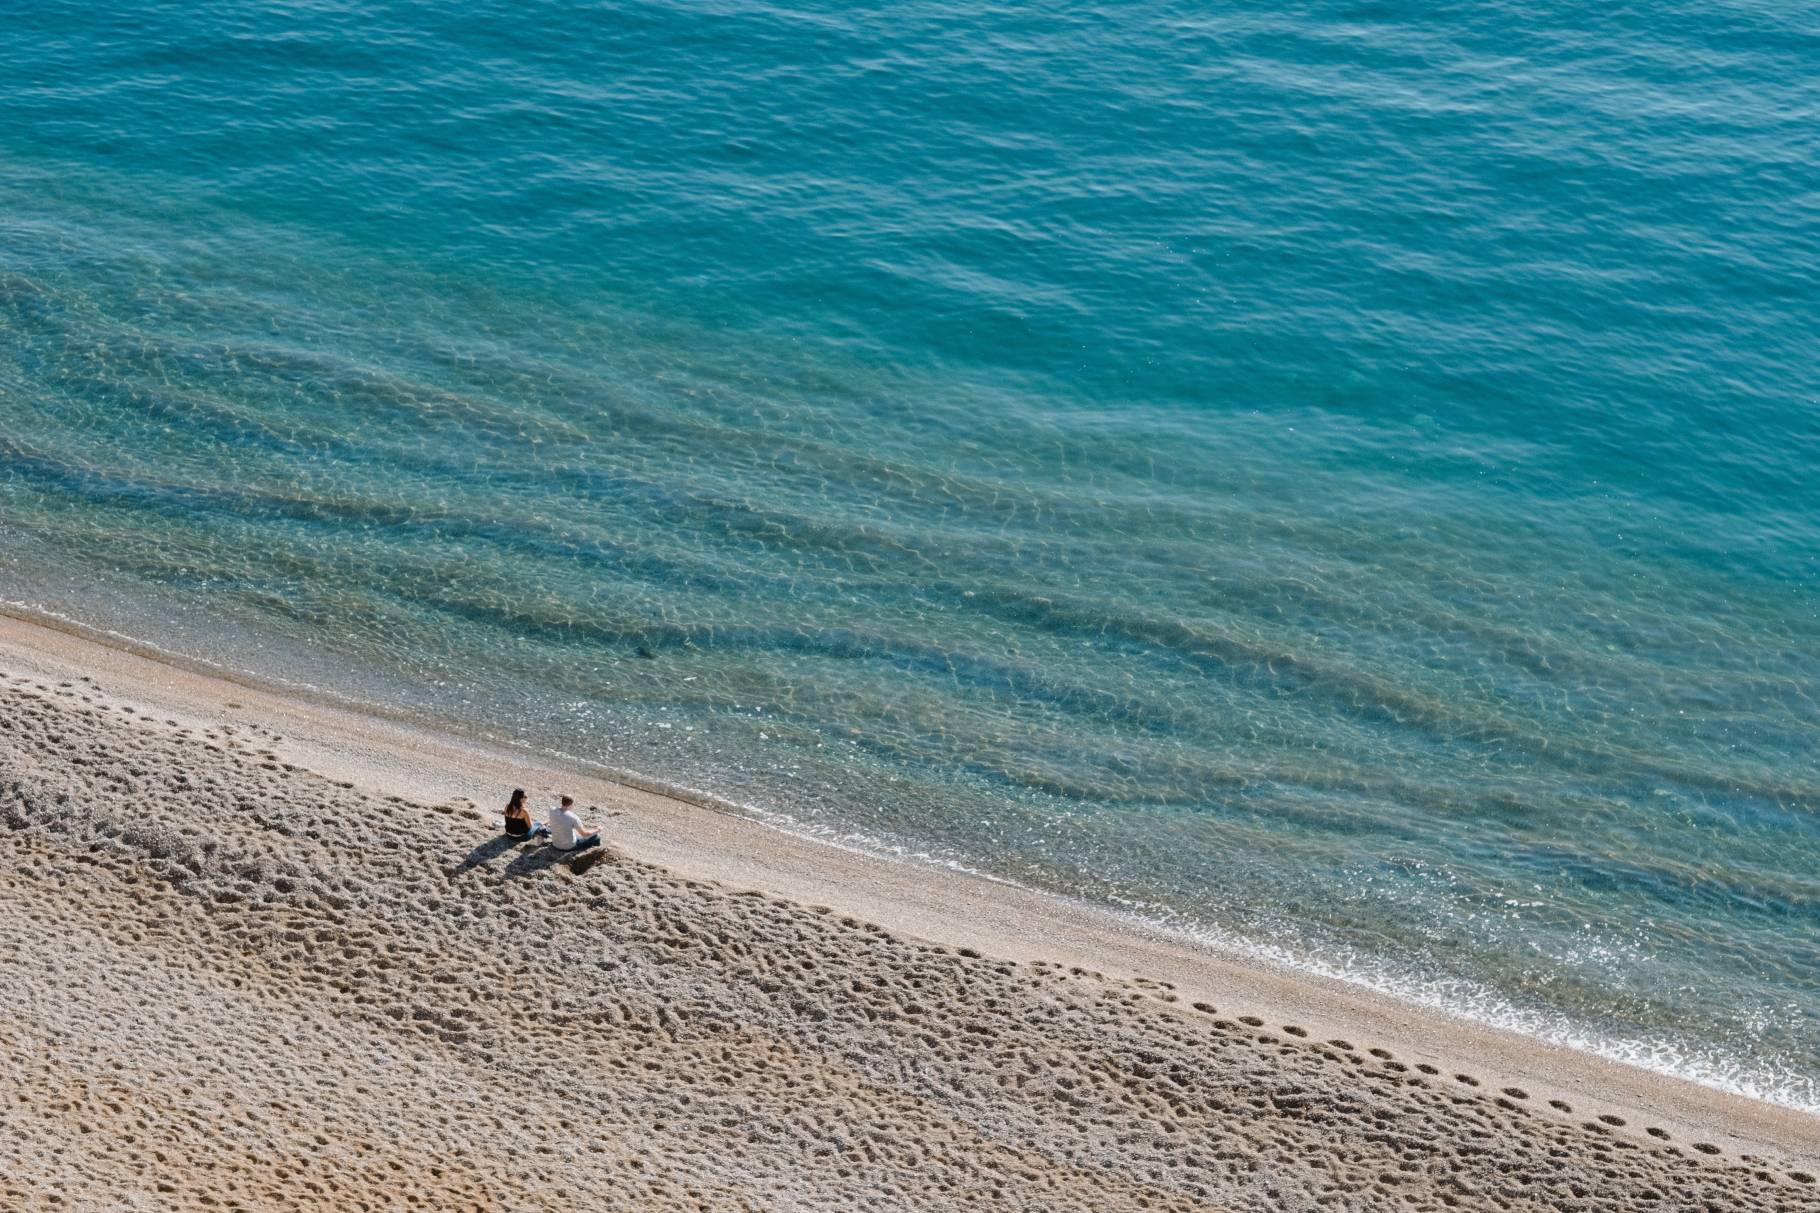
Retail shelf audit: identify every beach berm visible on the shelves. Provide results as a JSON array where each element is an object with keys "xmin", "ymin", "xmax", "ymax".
[{"xmin": 1, "ymin": 639, "xmax": 1817, "ymax": 1211}]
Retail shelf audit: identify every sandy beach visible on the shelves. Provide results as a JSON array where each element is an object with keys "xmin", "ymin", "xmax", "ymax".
[{"xmin": 0, "ymin": 608, "xmax": 1814, "ymax": 1212}]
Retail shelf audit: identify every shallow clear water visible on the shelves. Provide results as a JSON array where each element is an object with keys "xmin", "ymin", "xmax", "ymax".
[{"xmin": 2, "ymin": 1, "xmax": 1817, "ymax": 1108}]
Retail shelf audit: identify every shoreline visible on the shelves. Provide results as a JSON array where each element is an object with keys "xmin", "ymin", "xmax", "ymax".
[{"xmin": 2, "ymin": 605, "xmax": 1814, "ymax": 1171}]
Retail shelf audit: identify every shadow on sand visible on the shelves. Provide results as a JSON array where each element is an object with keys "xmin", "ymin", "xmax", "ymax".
[
  {"xmin": 502, "ymin": 841, "xmax": 607, "ymax": 879},
  {"xmin": 452, "ymin": 832, "xmax": 611, "ymax": 880},
  {"xmin": 504, "ymin": 844, "xmax": 573, "ymax": 879},
  {"xmin": 450, "ymin": 833, "xmax": 527, "ymax": 877}
]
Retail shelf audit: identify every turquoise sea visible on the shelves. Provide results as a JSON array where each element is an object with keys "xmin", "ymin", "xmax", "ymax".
[{"xmin": 2, "ymin": 2, "xmax": 1816, "ymax": 1108}]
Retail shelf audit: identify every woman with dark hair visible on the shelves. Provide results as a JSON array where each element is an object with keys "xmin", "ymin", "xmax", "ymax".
[{"xmin": 502, "ymin": 788, "xmax": 549, "ymax": 840}]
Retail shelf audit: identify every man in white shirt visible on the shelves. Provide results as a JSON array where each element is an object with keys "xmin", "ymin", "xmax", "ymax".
[{"xmin": 547, "ymin": 795, "xmax": 600, "ymax": 853}]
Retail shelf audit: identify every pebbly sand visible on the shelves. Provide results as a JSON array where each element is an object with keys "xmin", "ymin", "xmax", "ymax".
[{"xmin": 0, "ymin": 611, "xmax": 1815, "ymax": 1212}]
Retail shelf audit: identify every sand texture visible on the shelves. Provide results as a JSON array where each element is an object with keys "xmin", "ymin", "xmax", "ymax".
[{"xmin": 1, "ymin": 667, "xmax": 1817, "ymax": 1212}]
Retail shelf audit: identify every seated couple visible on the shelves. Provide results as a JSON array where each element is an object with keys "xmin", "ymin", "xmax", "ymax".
[{"xmin": 502, "ymin": 788, "xmax": 602, "ymax": 853}]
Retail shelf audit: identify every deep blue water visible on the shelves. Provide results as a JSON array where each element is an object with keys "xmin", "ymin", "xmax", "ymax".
[{"xmin": 2, "ymin": 1, "xmax": 1817, "ymax": 1108}]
